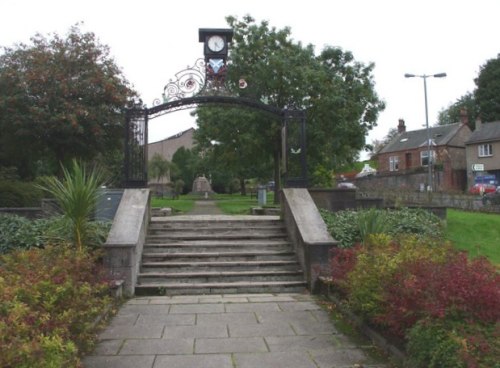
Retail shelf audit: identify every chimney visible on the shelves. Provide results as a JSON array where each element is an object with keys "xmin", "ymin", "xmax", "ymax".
[
  {"xmin": 398, "ymin": 119, "xmax": 406, "ymax": 133},
  {"xmin": 459, "ymin": 108, "xmax": 469, "ymax": 126},
  {"xmin": 475, "ymin": 117, "xmax": 482, "ymax": 131}
]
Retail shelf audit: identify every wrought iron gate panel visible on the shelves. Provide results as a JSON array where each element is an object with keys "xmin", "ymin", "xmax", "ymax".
[
  {"xmin": 124, "ymin": 107, "xmax": 148, "ymax": 188},
  {"xmin": 283, "ymin": 109, "xmax": 308, "ymax": 187}
]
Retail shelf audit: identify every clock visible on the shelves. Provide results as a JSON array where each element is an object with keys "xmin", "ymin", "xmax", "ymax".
[{"xmin": 207, "ymin": 35, "xmax": 225, "ymax": 52}]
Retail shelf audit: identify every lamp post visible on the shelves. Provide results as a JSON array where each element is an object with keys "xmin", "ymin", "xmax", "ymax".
[{"xmin": 404, "ymin": 72, "xmax": 446, "ymax": 191}]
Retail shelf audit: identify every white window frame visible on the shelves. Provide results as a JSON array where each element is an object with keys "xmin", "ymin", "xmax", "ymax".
[
  {"xmin": 478, "ymin": 144, "xmax": 493, "ymax": 157},
  {"xmin": 420, "ymin": 150, "xmax": 435, "ymax": 167},
  {"xmin": 389, "ymin": 156, "xmax": 399, "ymax": 171}
]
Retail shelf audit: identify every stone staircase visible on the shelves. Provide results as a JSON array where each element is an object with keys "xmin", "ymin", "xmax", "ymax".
[{"xmin": 135, "ymin": 217, "xmax": 306, "ymax": 295}]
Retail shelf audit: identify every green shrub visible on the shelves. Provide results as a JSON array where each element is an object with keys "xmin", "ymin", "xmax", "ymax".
[
  {"xmin": 0, "ymin": 214, "xmax": 47, "ymax": 253},
  {"xmin": 336, "ymin": 235, "xmax": 449, "ymax": 320},
  {"xmin": 37, "ymin": 160, "xmax": 106, "ymax": 251},
  {"xmin": 0, "ymin": 180, "xmax": 43, "ymax": 207},
  {"xmin": 0, "ymin": 214, "xmax": 110, "ymax": 254},
  {"xmin": 407, "ymin": 319, "xmax": 500, "ymax": 368},
  {"xmin": 407, "ymin": 319, "xmax": 466, "ymax": 368},
  {"xmin": 0, "ymin": 245, "xmax": 112, "ymax": 367},
  {"xmin": 320, "ymin": 207, "xmax": 444, "ymax": 247},
  {"xmin": 357, "ymin": 208, "xmax": 388, "ymax": 244}
]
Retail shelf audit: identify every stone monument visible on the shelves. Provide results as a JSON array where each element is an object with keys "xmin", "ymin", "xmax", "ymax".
[{"xmin": 191, "ymin": 175, "xmax": 214, "ymax": 195}]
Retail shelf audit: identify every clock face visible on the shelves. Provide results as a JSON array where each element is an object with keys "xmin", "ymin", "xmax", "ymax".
[{"xmin": 207, "ymin": 35, "xmax": 225, "ymax": 52}]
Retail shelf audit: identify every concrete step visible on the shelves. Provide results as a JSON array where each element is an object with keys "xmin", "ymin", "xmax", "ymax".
[
  {"xmin": 137, "ymin": 270, "xmax": 304, "ymax": 283},
  {"xmin": 141, "ymin": 260, "xmax": 301, "ymax": 273},
  {"xmin": 138, "ymin": 216, "xmax": 305, "ymax": 296},
  {"xmin": 134, "ymin": 280, "xmax": 307, "ymax": 296},
  {"xmin": 147, "ymin": 232, "xmax": 286, "ymax": 241},
  {"xmin": 143, "ymin": 240, "xmax": 292, "ymax": 253},
  {"xmin": 149, "ymin": 219, "xmax": 284, "ymax": 229},
  {"xmin": 141, "ymin": 250, "xmax": 297, "ymax": 262},
  {"xmin": 149, "ymin": 223, "xmax": 286, "ymax": 231}
]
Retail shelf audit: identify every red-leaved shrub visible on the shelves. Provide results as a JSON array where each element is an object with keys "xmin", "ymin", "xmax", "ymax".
[
  {"xmin": 379, "ymin": 252, "xmax": 500, "ymax": 336},
  {"xmin": 329, "ymin": 245, "xmax": 360, "ymax": 294}
]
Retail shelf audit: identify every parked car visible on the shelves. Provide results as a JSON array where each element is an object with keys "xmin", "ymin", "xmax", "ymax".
[
  {"xmin": 337, "ymin": 182, "xmax": 357, "ymax": 189},
  {"xmin": 483, "ymin": 186, "xmax": 500, "ymax": 205},
  {"xmin": 469, "ymin": 183, "xmax": 497, "ymax": 195}
]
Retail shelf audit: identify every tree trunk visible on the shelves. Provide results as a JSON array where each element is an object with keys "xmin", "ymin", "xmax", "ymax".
[{"xmin": 240, "ymin": 177, "xmax": 246, "ymax": 196}]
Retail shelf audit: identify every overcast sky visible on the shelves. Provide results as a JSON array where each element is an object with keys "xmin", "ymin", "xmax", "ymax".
[{"xmin": 1, "ymin": 0, "xmax": 499, "ymax": 159}]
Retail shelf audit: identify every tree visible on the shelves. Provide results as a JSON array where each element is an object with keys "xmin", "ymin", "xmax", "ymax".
[
  {"xmin": 0, "ymin": 25, "xmax": 136, "ymax": 179},
  {"xmin": 437, "ymin": 54, "xmax": 500, "ymax": 128},
  {"xmin": 475, "ymin": 54, "xmax": 500, "ymax": 122},
  {"xmin": 194, "ymin": 106, "xmax": 274, "ymax": 195},
  {"xmin": 194, "ymin": 15, "xmax": 385, "ymax": 195},
  {"xmin": 149, "ymin": 153, "xmax": 178, "ymax": 196},
  {"xmin": 171, "ymin": 147, "xmax": 201, "ymax": 194},
  {"xmin": 148, "ymin": 153, "xmax": 176, "ymax": 183},
  {"xmin": 437, "ymin": 92, "xmax": 478, "ymax": 128}
]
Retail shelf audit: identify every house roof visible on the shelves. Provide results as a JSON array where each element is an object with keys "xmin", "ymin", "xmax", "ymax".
[
  {"xmin": 379, "ymin": 123, "xmax": 463, "ymax": 154},
  {"xmin": 466, "ymin": 121, "xmax": 500, "ymax": 144}
]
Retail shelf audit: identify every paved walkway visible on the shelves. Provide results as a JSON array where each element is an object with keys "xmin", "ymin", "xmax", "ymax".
[
  {"xmin": 83, "ymin": 293, "xmax": 389, "ymax": 368},
  {"xmin": 186, "ymin": 200, "xmax": 224, "ymax": 215}
]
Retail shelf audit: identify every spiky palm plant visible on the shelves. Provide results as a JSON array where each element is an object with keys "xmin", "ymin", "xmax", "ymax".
[{"xmin": 38, "ymin": 160, "xmax": 105, "ymax": 251}]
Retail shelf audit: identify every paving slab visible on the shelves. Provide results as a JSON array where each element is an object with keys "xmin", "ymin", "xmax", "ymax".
[
  {"xmin": 163, "ymin": 324, "xmax": 228, "ymax": 339},
  {"xmin": 195, "ymin": 337, "xmax": 268, "ymax": 353},
  {"xmin": 153, "ymin": 354, "xmax": 233, "ymax": 368},
  {"xmin": 84, "ymin": 293, "xmax": 390, "ymax": 368},
  {"xmin": 82, "ymin": 355, "xmax": 155, "ymax": 368},
  {"xmin": 234, "ymin": 351, "xmax": 318, "ymax": 368},
  {"xmin": 228, "ymin": 322, "xmax": 295, "ymax": 337},
  {"xmin": 265, "ymin": 335, "xmax": 336, "ymax": 352},
  {"xmin": 119, "ymin": 338, "xmax": 194, "ymax": 355},
  {"xmin": 225, "ymin": 302, "xmax": 281, "ymax": 313}
]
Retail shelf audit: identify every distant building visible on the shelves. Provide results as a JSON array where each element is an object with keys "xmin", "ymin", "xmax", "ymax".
[
  {"xmin": 465, "ymin": 119, "xmax": 500, "ymax": 189},
  {"xmin": 372, "ymin": 116, "xmax": 471, "ymax": 192},
  {"xmin": 147, "ymin": 128, "xmax": 195, "ymax": 186}
]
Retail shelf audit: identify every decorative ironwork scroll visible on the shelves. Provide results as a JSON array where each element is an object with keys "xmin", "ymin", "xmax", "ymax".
[
  {"xmin": 283, "ymin": 109, "xmax": 308, "ymax": 188},
  {"xmin": 154, "ymin": 59, "xmax": 206, "ymax": 105},
  {"xmin": 123, "ymin": 106, "xmax": 148, "ymax": 188}
]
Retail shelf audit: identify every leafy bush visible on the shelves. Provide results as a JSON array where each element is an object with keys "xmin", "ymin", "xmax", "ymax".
[
  {"xmin": 0, "ymin": 214, "xmax": 110, "ymax": 254},
  {"xmin": 321, "ymin": 207, "xmax": 444, "ymax": 247},
  {"xmin": 331, "ymin": 235, "xmax": 449, "ymax": 320},
  {"xmin": 37, "ymin": 160, "xmax": 106, "ymax": 251},
  {"xmin": 0, "ymin": 214, "xmax": 47, "ymax": 253},
  {"xmin": 0, "ymin": 245, "xmax": 112, "ymax": 367},
  {"xmin": 407, "ymin": 319, "xmax": 500, "ymax": 368},
  {"xmin": 380, "ymin": 252, "xmax": 500, "ymax": 336},
  {"xmin": 0, "ymin": 180, "xmax": 43, "ymax": 207},
  {"xmin": 328, "ymin": 235, "xmax": 500, "ymax": 367}
]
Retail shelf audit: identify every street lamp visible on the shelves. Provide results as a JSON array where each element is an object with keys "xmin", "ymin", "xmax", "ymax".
[{"xmin": 404, "ymin": 72, "xmax": 447, "ymax": 191}]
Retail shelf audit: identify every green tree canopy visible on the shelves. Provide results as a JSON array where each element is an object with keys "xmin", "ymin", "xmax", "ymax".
[
  {"xmin": 438, "ymin": 54, "xmax": 500, "ymax": 128},
  {"xmin": 438, "ymin": 92, "xmax": 478, "ymax": 128},
  {"xmin": 0, "ymin": 25, "xmax": 136, "ymax": 179},
  {"xmin": 194, "ymin": 15, "xmax": 385, "ymax": 190},
  {"xmin": 475, "ymin": 53, "xmax": 500, "ymax": 122}
]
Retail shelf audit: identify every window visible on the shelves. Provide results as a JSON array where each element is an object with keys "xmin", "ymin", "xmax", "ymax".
[
  {"xmin": 420, "ymin": 150, "xmax": 435, "ymax": 166},
  {"xmin": 389, "ymin": 156, "xmax": 399, "ymax": 171},
  {"xmin": 478, "ymin": 144, "xmax": 493, "ymax": 157}
]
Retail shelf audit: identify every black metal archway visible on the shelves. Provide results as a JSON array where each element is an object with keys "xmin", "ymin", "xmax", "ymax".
[{"xmin": 123, "ymin": 95, "xmax": 307, "ymax": 189}]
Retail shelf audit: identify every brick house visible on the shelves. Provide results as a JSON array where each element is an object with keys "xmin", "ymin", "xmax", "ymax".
[
  {"xmin": 375, "ymin": 117, "xmax": 471, "ymax": 191},
  {"xmin": 465, "ymin": 120, "xmax": 500, "ymax": 189}
]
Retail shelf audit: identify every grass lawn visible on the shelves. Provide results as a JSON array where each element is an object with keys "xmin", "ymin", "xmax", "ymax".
[
  {"xmin": 446, "ymin": 209, "xmax": 500, "ymax": 265},
  {"xmin": 214, "ymin": 192, "xmax": 277, "ymax": 214},
  {"xmin": 150, "ymin": 192, "xmax": 278, "ymax": 215},
  {"xmin": 150, "ymin": 196, "xmax": 195, "ymax": 214}
]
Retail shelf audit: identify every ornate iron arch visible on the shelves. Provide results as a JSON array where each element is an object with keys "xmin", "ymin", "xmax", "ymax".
[{"xmin": 123, "ymin": 59, "xmax": 307, "ymax": 189}]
